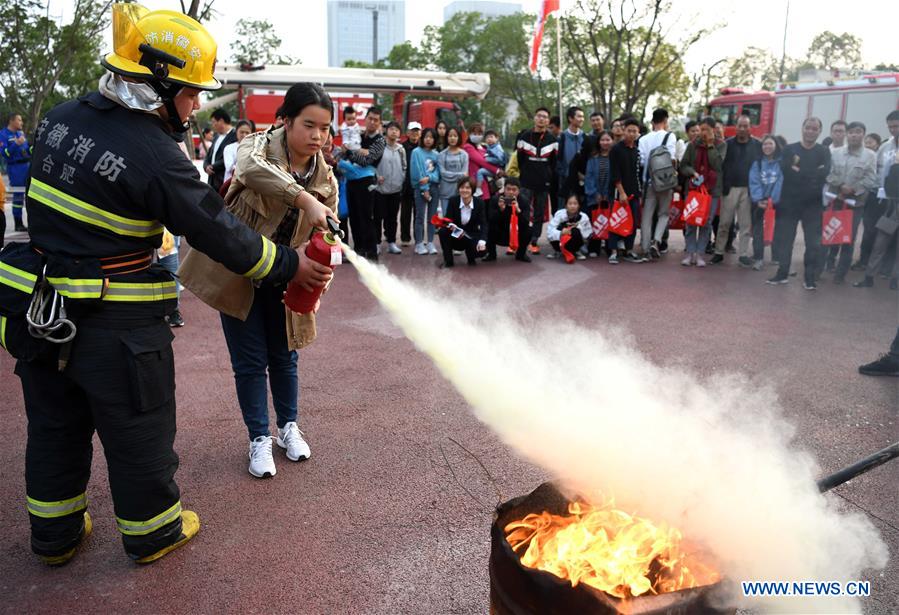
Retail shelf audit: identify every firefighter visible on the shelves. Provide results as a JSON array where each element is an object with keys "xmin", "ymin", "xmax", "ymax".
[
  {"xmin": 0, "ymin": 112, "xmax": 31, "ymax": 231},
  {"xmin": 0, "ymin": 4, "xmax": 335, "ymax": 565}
]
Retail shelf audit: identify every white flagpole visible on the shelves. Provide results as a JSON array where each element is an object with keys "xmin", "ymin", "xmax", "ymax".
[{"xmin": 556, "ymin": 11, "xmax": 563, "ymax": 119}]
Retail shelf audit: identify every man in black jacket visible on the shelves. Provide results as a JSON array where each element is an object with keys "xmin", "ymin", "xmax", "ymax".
[
  {"xmin": 768, "ymin": 117, "xmax": 831, "ymax": 289},
  {"xmin": 437, "ymin": 177, "xmax": 487, "ymax": 267},
  {"xmin": 399, "ymin": 122, "xmax": 421, "ymax": 245},
  {"xmin": 485, "ymin": 177, "xmax": 531, "ymax": 262},
  {"xmin": 203, "ymin": 108, "xmax": 235, "ymax": 192},
  {"xmin": 712, "ymin": 114, "xmax": 761, "ymax": 265},
  {"xmin": 516, "ymin": 106, "xmax": 558, "ymax": 254}
]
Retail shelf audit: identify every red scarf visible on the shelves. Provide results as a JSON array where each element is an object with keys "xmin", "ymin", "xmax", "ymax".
[{"xmin": 693, "ymin": 139, "xmax": 717, "ymax": 190}]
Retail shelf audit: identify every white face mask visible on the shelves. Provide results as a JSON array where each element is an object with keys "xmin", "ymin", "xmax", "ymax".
[{"xmin": 468, "ymin": 134, "xmax": 483, "ymax": 145}]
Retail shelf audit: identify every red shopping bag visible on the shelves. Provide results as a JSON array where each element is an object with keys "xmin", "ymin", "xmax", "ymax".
[
  {"xmin": 509, "ymin": 208, "xmax": 519, "ymax": 251},
  {"xmin": 682, "ymin": 186, "xmax": 711, "ymax": 227},
  {"xmin": 668, "ymin": 192, "xmax": 685, "ymax": 230},
  {"xmin": 763, "ymin": 198, "xmax": 776, "ymax": 245},
  {"xmin": 591, "ymin": 204, "xmax": 610, "ymax": 240},
  {"xmin": 559, "ymin": 234, "xmax": 576, "ymax": 264},
  {"xmin": 609, "ymin": 200, "xmax": 634, "ymax": 236},
  {"xmin": 822, "ymin": 202, "xmax": 853, "ymax": 245}
]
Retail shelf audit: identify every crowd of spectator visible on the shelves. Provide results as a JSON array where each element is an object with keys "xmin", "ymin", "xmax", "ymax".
[{"xmin": 327, "ymin": 104, "xmax": 898, "ymax": 290}]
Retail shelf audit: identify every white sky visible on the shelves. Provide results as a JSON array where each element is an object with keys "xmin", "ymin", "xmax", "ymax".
[{"xmin": 52, "ymin": 0, "xmax": 897, "ymax": 78}]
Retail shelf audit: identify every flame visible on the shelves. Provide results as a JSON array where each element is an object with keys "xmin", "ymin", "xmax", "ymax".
[{"xmin": 504, "ymin": 498, "xmax": 720, "ymax": 599}]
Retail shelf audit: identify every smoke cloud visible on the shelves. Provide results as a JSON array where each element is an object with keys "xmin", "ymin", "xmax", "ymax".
[{"xmin": 342, "ymin": 248, "xmax": 888, "ymax": 613}]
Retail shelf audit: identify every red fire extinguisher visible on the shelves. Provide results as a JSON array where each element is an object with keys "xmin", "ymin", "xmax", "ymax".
[{"xmin": 283, "ymin": 219, "xmax": 344, "ymax": 314}]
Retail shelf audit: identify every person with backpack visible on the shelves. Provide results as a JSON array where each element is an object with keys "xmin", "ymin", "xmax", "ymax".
[
  {"xmin": 637, "ymin": 108, "xmax": 678, "ymax": 260},
  {"xmin": 748, "ymin": 135, "xmax": 784, "ymax": 270}
]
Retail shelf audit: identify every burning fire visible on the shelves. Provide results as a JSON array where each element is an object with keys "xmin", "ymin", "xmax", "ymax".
[{"xmin": 504, "ymin": 498, "xmax": 720, "ymax": 599}]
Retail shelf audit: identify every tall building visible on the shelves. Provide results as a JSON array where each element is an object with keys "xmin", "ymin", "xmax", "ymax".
[
  {"xmin": 328, "ymin": 0, "xmax": 405, "ymax": 67},
  {"xmin": 443, "ymin": 0, "xmax": 522, "ymax": 22}
]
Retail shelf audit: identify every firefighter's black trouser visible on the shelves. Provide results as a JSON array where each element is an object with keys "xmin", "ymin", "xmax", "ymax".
[{"xmin": 17, "ymin": 314, "xmax": 183, "ymax": 559}]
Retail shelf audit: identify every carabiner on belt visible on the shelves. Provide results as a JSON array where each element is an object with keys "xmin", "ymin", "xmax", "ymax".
[{"xmin": 25, "ymin": 265, "xmax": 77, "ymax": 344}]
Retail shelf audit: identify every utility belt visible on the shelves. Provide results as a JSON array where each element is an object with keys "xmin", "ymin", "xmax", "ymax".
[
  {"xmin": 6, "ymin": 158, "xmax": 31, "ymax": 166},
  {"xmin": 0, "ymin": 242, "xmax": 176, "ymax": 363}
]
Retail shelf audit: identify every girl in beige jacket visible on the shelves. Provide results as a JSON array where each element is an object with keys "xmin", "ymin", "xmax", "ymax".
[{"xmin": 179, "ymin": 83, "xmax": 339, "ymax": 478}]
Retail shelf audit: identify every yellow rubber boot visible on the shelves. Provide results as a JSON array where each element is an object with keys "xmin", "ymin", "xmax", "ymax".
[
  {"xmin": 134, "ymin": 510, "xmax": 200, "ymax": 564},
  {"xmin": 40, "ymin": 512, "xmax": 92, "ymax": 566}
]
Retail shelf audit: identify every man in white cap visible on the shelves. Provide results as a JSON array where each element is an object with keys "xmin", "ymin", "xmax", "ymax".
[{"xmin": 400, "ymin": 121, "xmax": 423, "ymax": 245}]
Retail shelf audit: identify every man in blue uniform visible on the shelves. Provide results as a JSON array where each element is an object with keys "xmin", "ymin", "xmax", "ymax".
[
  {"xmin": 0, "ymin": 5, "xmax": 336, "ymax": 566},
  {"xmin": 0, "ymin": 112, "xmax": 31, "ymax": 231}
]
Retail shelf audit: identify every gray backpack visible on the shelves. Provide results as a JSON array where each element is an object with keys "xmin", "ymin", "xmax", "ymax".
[{"xmin": 648, "ymin": 132, "xmax": 677, "ymax": 191}]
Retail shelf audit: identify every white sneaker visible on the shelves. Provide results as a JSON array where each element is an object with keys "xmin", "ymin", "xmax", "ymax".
[
  {"xmin": 414, "ymin": 243, "xmax": 428, "ymax": 255},
  {"xmin": 427, "ymin": 242, "xmax": 438, "ymax": 255},
  {"xmin": 474, "ymin": 188, "xmax": 483, "ymax": 198},
  {"xmin": 276, "ymin": 422, "xmax": 311, "ymax": 461},
  {"xmin": 248, "ymin": 435, "xmax": 276, "ymax": 478},
  {"xmin": 387, "ymin": 242, "xmax": 402, "ymax": 254}
]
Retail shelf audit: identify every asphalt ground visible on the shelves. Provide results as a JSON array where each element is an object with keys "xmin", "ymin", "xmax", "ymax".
[{"xmin": 0, "ymin": 226, "xmax": 896, "ymax": 614}]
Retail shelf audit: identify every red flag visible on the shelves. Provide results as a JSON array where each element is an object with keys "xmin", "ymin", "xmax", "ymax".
[{"xmin": 529, "ymin": 0, "xmax": 560, "ymax": 73}]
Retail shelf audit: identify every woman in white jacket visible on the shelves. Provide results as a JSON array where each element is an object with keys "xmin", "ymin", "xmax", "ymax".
[{"xmin": 546, "ymin": 194, "xmax": 593, "ymax": 262}]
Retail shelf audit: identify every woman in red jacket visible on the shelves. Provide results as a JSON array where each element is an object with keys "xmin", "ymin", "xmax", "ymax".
[{"xmin": 463, "ymin": 122, "xmax": 504, "ymax": 199}]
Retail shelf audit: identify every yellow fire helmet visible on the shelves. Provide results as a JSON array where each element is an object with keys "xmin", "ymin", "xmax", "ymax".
[{"xmin": 102, "ymin": 3, "xmax": 221, "ymax": 92}]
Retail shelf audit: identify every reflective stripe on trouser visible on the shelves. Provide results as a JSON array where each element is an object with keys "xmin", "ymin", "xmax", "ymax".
[
  {"xmin": 27, "ymin": 178, "xmax": 164, "ymax": 238},
  {"xmin": 26, "ymin": 493, "xmax": 88, "ymax": 518},
  {"xmin": 19, "ymin": 321, "xmax": 181, "ymax": 557},
  {"xmin": 0, "ymin": 261, "xmax": 38, "ymax": 294},
  {"xmin": 116, "ymin": 501, "xmax": 181, "ymax": 536}
]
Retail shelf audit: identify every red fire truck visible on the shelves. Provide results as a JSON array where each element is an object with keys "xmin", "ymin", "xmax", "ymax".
[
  {"xmin": 707, "ymin": 73, "xmax": 899, "ymax": 142},
  {"xmin": 209, "ymin": 64, "xmax": 491, "ymax": 136}
]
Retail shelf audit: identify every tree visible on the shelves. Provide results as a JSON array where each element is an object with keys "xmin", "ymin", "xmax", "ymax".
[
  {"xmin": 230, "ymin": 18, "xmax": 297, "ymax": 66},
  {"xmin": 558, "ymin": 0, "xmax": 700, "ymax": 121},
  {"xmin": 181, "ymin": 0, "xmax": 215, "ymax": 22},
  {"xmin": 806, "ymin": 31, "xmax": 863, "ymax": 71},
  {"xmin": 723, "ymin": 47, "xmax": 783, "ymax": 91},
  {"xmin": 376, "ymin": 12, "xmax": 559, "ymax": 138},
  {"xmin": 0, "ymin": 0, "xmax": 110, "ymax": 132}
]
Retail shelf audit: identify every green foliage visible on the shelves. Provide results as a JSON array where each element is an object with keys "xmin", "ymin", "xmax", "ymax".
[
  {"xmin": 723, "ymin": 47, "xmax": 783, "ymax": 91},
  {"xmin": 0, "ymin": 0, "xmax": 110, "ymax": 132},
  {"xmin": 230, "ymin": 18, "xmax": 297, "ymax": 66},
  {"xmin": 372, "ymin": 11, "xmax": 559, "ymax": 140},
  {"xmin": 806, "ymin": 31, "xmax": 863, "ymax": 71},
  {"xmin": 557, "ymin": 0, "xmax": 699, "ymax": 122}
]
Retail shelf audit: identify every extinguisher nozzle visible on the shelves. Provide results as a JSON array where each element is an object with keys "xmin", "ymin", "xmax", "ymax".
[{"xmin": 326, "ymin": 217, "xmax": 345, "ymax": 240}]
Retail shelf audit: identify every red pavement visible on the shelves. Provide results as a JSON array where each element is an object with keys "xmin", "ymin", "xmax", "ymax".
[{"xmin": 0, "ymin": 237, "xmax": 896, "ymax": 614}]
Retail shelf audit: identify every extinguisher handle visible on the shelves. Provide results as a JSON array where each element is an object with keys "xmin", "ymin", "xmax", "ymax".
[{"xmin": 326, "ymin": 216, "xmax": 345, "ymax": 239}]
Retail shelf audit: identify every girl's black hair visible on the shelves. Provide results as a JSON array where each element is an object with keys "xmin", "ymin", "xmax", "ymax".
[
  {"xmin": 445, "ymin": 126, "xmax": 463, "ymax": 147},
  {"xmin": 235, "ymin": 119, "xmax": 255, "ymax": 132},
  {"xmin": 420, "ymin": 127, "xmax": 438, "ymax": 149},
  {"xmin": 759, "ymin": 133, "xmax": 782, "ymax": 158},
  {"xmin": 282, "ymin": 82, "xmax": 333, "ymax": 121},
  {"xmin": 434, "ymin": 119, "xmax": 448, "ymax": 149},
  {"xmin": 589, "ymin": 130, "xmax": 614, "ymax": 155},
  {"xmin": 457, "ymin": 176, "xmax": 477, "ymax": 191},
  {"xmin": 565, "ymin": 192, "xmax": 584, "ymax": 208}
]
